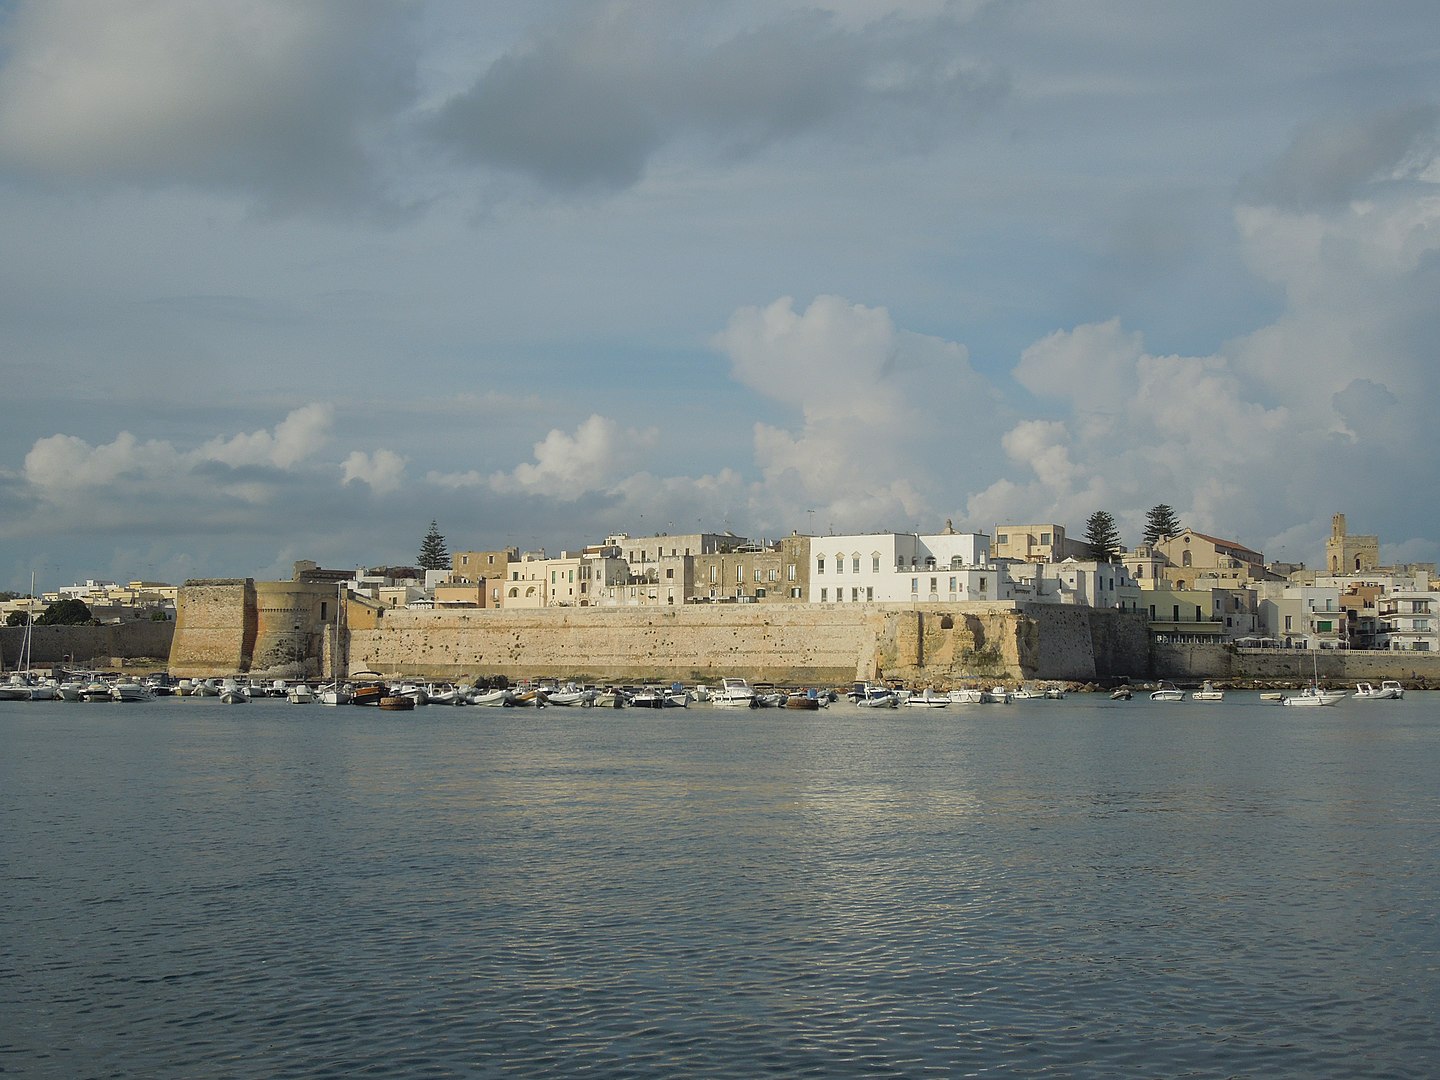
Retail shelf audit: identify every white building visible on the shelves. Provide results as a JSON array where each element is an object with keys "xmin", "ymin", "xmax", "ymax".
[
  {"xmin": 1378, "ymin": 591, "xmax": 1439, "ymax": 652},
  {"xmin": 1006, "ymin": 558, "xmax": 1143, "ymax": 611},
  {"xmin": 809, "ymin": 530, "xmax": 1002, "ymax": 604}
]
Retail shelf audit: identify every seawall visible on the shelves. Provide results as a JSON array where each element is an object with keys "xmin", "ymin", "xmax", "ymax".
[
  {"xmin": 0, "ymin": 621, "xmax": 174, "ymax": 671},
  {"xmin": 338, "ymin": 603, "xmax": 1150, "ymax": 685},
  {"xmin": 1154, "ymin": 644, "xmax": 1440, "ymax": 684}
]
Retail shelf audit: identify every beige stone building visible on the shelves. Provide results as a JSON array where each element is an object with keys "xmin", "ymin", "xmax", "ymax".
[
  {"xmin": 1326, "ymin": 513, "xmax": 1379, "ymax": 575},
  {"xmin": 993, "ymin": 523, "xmax": 1092, "ymax": 563},
  {"xmin": 1153, "ymin": 528, "xmax": 1270, "ymax": 589}
]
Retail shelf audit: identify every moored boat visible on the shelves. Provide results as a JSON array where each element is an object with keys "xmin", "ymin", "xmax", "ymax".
[
  {"xmin": 905, "ymin": 688, "xmax": 949, "ymax": 708},
  {"xmin": 1192, "ymin": 681, "xmax": 1224, "ymax": 702},
  {"xmin": 849, "ymin": 682, "xmax": 898, "ymax": 708},
  {"xmin": 1150, "ymin": 682, "xmax": 1185, "ymax": 702},
  {"xmin": 712, "ymin": 677, "xmax": 756, "ymax": 707}
]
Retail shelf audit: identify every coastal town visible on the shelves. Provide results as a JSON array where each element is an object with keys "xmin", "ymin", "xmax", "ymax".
[
  {"xmin": 4, "ymin": 510, "xmax": 1437, "ymax": 653},
  {"xmin": 4, "ymin": 510, "xmax": 1438, "ymax": 695}
]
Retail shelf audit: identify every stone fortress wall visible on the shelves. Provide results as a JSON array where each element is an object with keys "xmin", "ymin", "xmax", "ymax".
[
  {"xmin": 166, "ymin": 581, "xmax": 1152, "ymax": 684},
  {"xmin": 168, "ymin": 579, "xmax": 340, "ymax": 679},
  {"xmin": 163, "ymin": 579, "xmax": 1440, "ymax": 685}
]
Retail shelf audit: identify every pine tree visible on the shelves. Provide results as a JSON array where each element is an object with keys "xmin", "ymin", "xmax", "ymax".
[
  {"xmin": 1143, "ymin": 504, "xmax": 1182, "ymax": 546},
  {"xmin": 1084, "ymin": 510, "xmax": 1123, "ymax": 563},
  {"xmin": 418, "ymin": 520, "xmax": 450, "ymax": 571}
]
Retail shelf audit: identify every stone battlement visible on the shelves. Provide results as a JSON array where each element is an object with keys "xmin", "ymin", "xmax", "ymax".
[{"xmin": 167, "ymin": 584, "xmax": 1151, "ymax": 683}]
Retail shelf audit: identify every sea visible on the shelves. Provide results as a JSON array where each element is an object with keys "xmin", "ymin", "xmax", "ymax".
[{"xmin": 2, "ymin": 691, "xmax": 1437, "ymax": 1079}]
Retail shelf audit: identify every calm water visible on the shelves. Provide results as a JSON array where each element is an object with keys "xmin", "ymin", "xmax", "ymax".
[{"xmin": 2, "ymin": 692, "xmax": 1437, "ymax": 1078}]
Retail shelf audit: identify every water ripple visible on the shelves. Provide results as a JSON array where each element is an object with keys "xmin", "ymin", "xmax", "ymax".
[{"xmin": 2, "ymin": 696, "xmax": 1438, "ymax": 1077}]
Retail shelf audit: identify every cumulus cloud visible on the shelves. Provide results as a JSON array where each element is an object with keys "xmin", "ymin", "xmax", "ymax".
[
  {"xmin": 341, "ymin": 449, "xmax": 407, "ymax": 495},
  {"xmin": 0, "ymin": 0, "xmax": 417, "ymax": 212},
  {"xmin": 429, "ymin": 4, "xmax": 1000, "ymax": 192},
  {"xmin": 714, "ymin": 294, "xmax": 1002, "ymax": 531},
  {"xmin": 199, "ymin": 404, "xmax": 333, "ymax": 469},
  {"xmin": 486, "ymin": 415, "xmax": 658, "ymax": 498},
  {"xmin": 960, "ymin": 104, "xmax": 1440, "ymax": 557}
]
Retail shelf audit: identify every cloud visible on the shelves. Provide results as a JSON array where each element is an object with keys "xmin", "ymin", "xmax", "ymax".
[
  {"xmin": 429, "ymin": 4, "xmax": 1000, "ymax": 192},
  {"xmin": 21, "ymin": 406, "xmax": 338, "ymax": 497},
  {"xmin": 341, "ymin": 449, "xmax": 407, "ymax": 495},
  {"xmin": 486, "ymin": 415, "xmax": 658, "ymax": 498},
  {"xmin": 1242, "ymin": 104, "xmax": 1439, "ymax": 210},
  {"xmin": 199, "ymin": 403, "xmax": 333, "ymax": 469},
  {"xmin": 714, "ymin": 294, "xmax": 1002, "ymax": 531},
  {"xmin": 0, "ymin": 0, "xmax": 417, "ymax": 213}
]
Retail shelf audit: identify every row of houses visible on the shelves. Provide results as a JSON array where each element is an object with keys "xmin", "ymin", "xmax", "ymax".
[
  {"xmin": 295, "ymin": 512, "xmax": 1439, "ymax": 654},
  {"xmin": 0, "ymin": 579, "xmax": 178, "ymax": 625}
]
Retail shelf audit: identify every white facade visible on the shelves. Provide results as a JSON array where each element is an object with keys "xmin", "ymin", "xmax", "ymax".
[
  {"xmin": 1005, "ymin": 558, "xmax": 1141, "ymax": 610},
  {"xmin": 1378, "ymin": 592, "xmax": 1440, "ymax": 652},
  {"xmin": 809, "ymin": 532, "xmax": 999, "ymax": 604},
  {"xmin": 1254, "ymin": 584, "xmax": 1345, "ymax": 648}
]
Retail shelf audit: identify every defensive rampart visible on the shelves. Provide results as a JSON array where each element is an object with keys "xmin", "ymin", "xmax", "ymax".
[
  {"xmin": 0, "ymin": 621, "xmax": 174, "ymax": 671},
  {"xmin": 169, "ymin": 579, "xmax": 339, "ymax": 678},
  {"xmin": 1154, "ymin": 644, "xmax": 1440, "ymax": 684},
  {"xmin": 342, "ymin": 603, "xmax": 1150, "ymax": 685},
  {"xmin": 164, "ymin": 581, "xmax": 1151, "ymax": 683}
]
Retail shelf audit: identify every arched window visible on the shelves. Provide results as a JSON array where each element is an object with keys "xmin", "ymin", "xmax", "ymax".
[{"xmin": 1182, "ymin": 550, "xmax": 1192, "ymax": 567}]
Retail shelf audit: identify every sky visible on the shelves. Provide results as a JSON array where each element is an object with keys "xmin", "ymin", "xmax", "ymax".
[{"xmin": 2, "ymin": 0, "xmax": 1439, "ymax": 592}]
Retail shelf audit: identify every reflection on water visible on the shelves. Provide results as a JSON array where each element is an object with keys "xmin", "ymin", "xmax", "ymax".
[{"xmin": 3, "ymin": 694, "xmax": 1438, "ymax": 1077}]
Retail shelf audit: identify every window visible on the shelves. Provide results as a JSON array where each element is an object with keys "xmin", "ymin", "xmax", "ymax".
[
  {"xmin": 666, "ymin": 568, "xmax": 674, "ymax": 579},
  {"xmin": 737, "ymin": 565, "xmax": 744, "ymax": 583},
  {"xmin": 911, "ymin": 578, "xmax": 919, "ymax": 592},
  {"xmin": 853, "ymin": 557, "xmax": 860, "ymax": 573},
  {"xmin": 787, "ymin": 564, "xmax": 796, "ymax": 581},
  {"xmin": 836, "ymin": 556, "xmax": 843, "ymax": 574},
  {"xmin": 866, "ymin": 587, "xmax": 873, "ymax": 601},
  {"xmin": 1285, "ymin": 615, "xmax": 1293, "ymax": 630},
  {"xmin": 1040, "ymin": 532, "xmax": 1051, "ymax": 545},
  {"xmin": 754, "ymin": 569, "xmax": 762, "ymax": 582},
  {"xmin": 710, "ymin": 566, "xmax": 717, "ymax": 584},
  {"xmin": 873, "ymin": 555, "xmax": 880, "ymax": 572},
  {"xmin": 817, "ymin": 557, "xmax": 825, "ymax": 573},
  {"xmin": 930, "ymin": 577, "xmax": 938, "ymax": 592},
  {"xmin": 979, "ymin": 577, "xmax": 987, "ymax": 592},
  {"xmin": 997, "ymin": 533, "xmax": 1007, "ymax": 545},
  {"xmin": 852, "ymin": 588, "xmax": 859, "ymax": 602},
  {"xmin": 820, "ymin": 588, "xmax": 828, "ymax": 601},
  {"xmin": 949, "ymin": 577, "xmax": 957, "ymax": 592}
]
